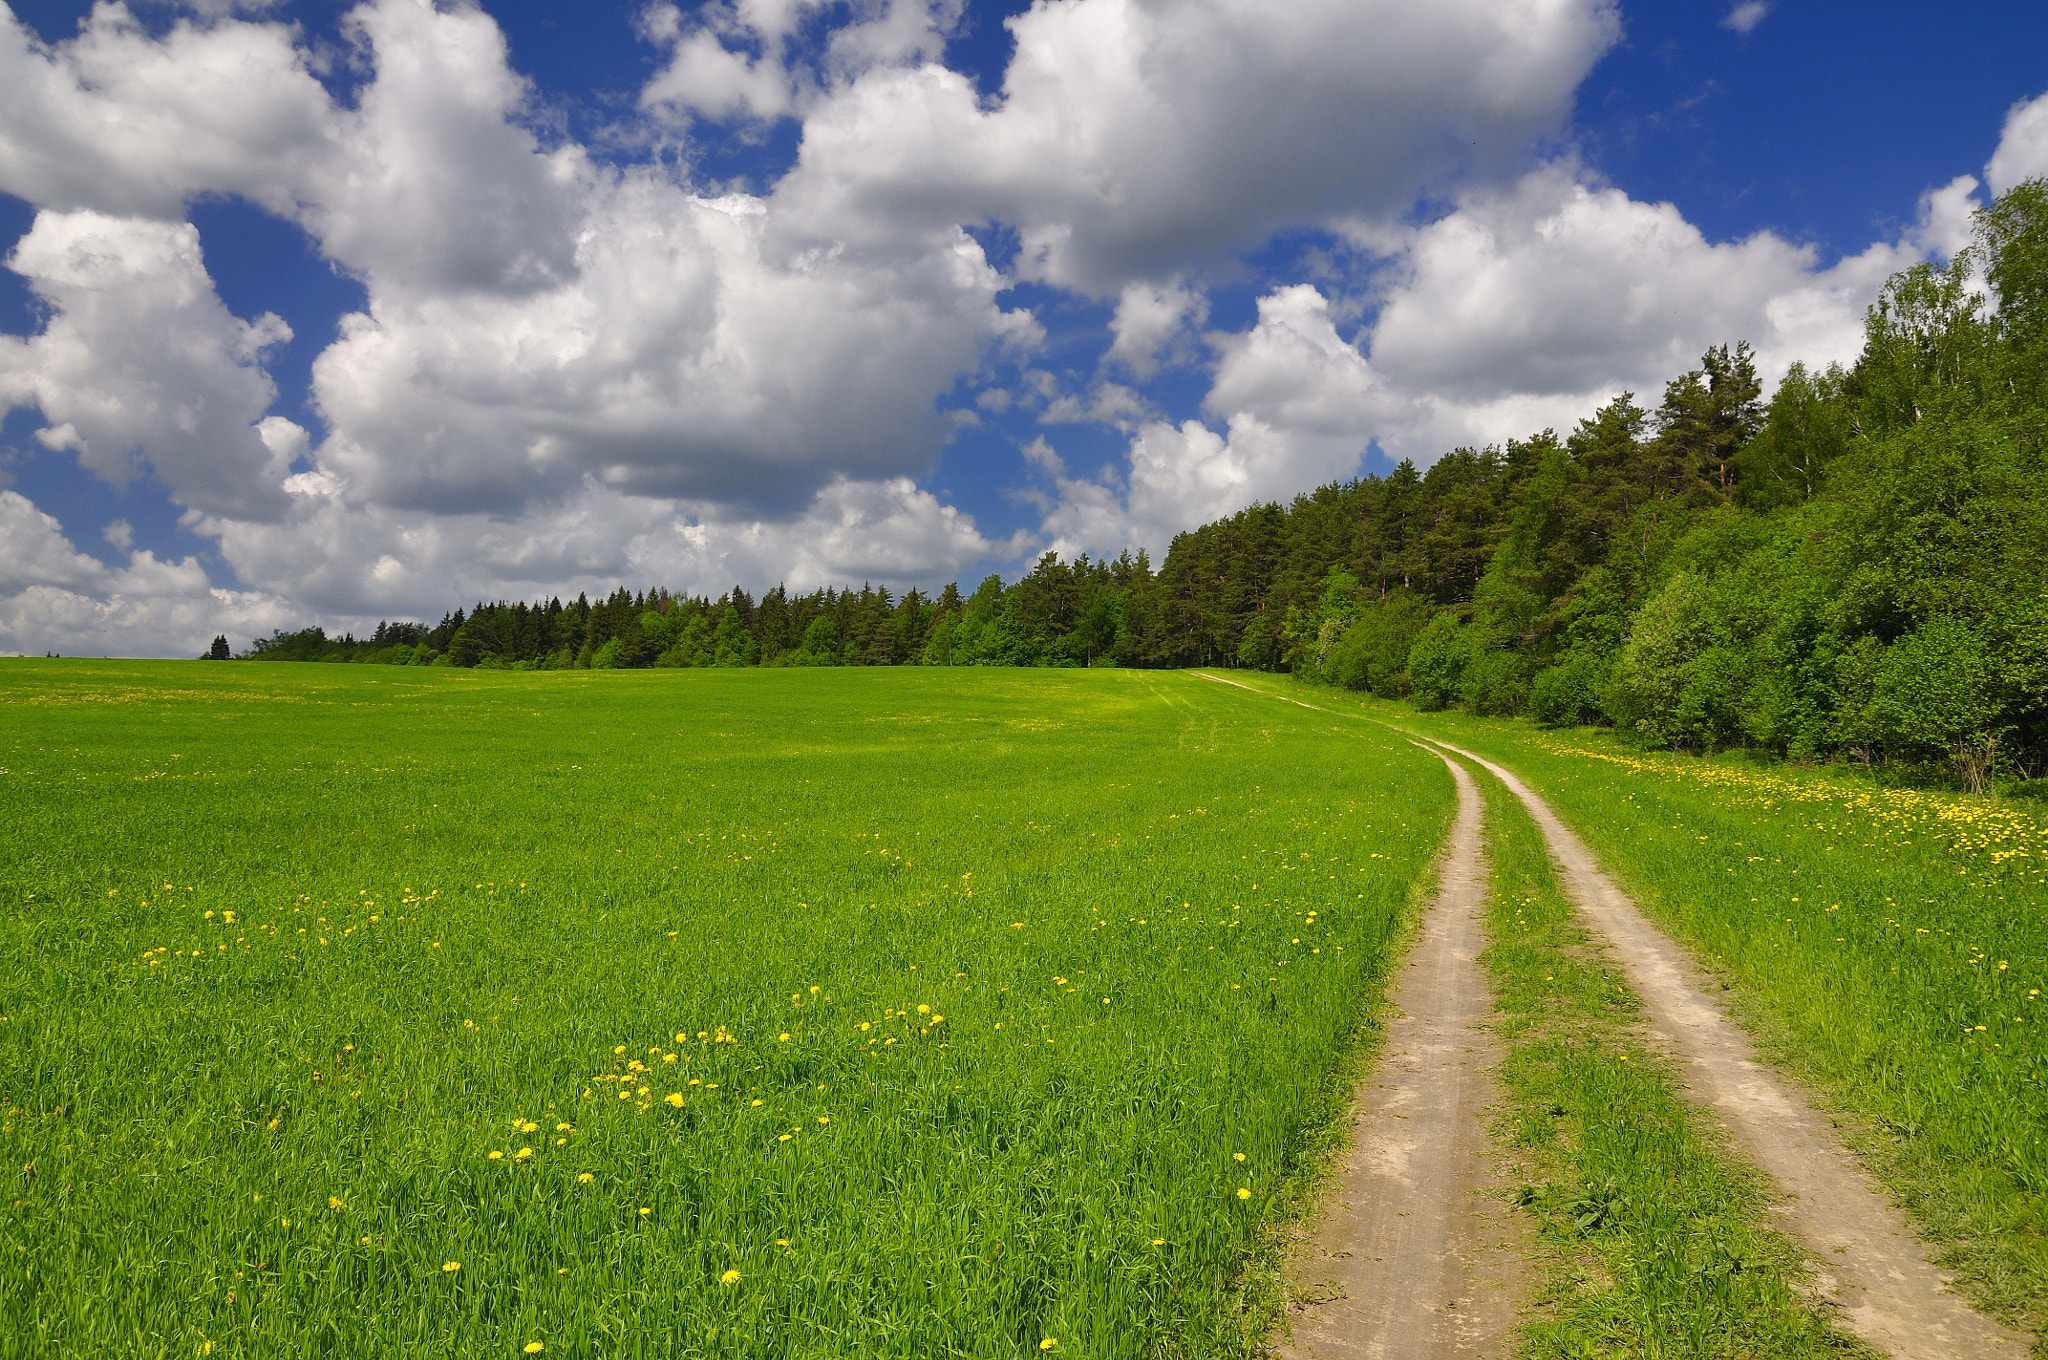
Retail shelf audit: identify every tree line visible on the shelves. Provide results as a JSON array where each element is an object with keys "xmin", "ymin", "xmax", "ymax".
[{"xmin": 221, "ymin": 179, "xmax": 2048, "ymax": 782}]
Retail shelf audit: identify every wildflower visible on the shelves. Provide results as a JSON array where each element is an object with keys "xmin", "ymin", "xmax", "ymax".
[
  {"xmin": 514, "ymin": 1148, "xmax": 535, "ymax": 1161},
  {"xmin": 329, "ymin": 1196, "xmax": 345, "ymax": 1210},
  {"xmin": 665, "ymin": 1092, "xmax": 684, "ymax": 1107},
  {"xmin": 556, "ymin": 1137, "xmax": 567, "ymax": 1146},
  {"xmin": 817, "ymin": 1115, "xmax": 830, "ymax": 1124},
  {"xmin": 556, "ymin": 1123, "xmax": 572, "ymax": 1132},
  {"xmin": 676, "ymin": 1032, "xmax": 688, "ymax": 1043},
  {"xmin": 779, "ymin": 1033, "xmax": 791, "ymax": 1042},
  {"xmin": 1041, "ymin": 1340, "xmax": 1058, "ymax": 1351},
  {"xmin": 1233, "ymin": 1152, "xmax": 1246, "ymax": 1162},
  {"xmin": 1152, "ymin": 1238, "xmax": 1165, "ymax": 1246},
  {"xmin": 778, "ymin": 1134, "xmax": 793, "ymax": 1142},
  {"xmin": 442, "ymin": 1261, "xmax": 460, "ymax": 1273},
  {"xmin": 614, "ymin": 1045, "xmax": 627, "ymax": 1055},
  {"xmin": 524, "ymin": 1344, "xmax": 545, "ymax": 1355},
  {"xmin": 720, "ymin": 1268, "xmax": 742, "ymax": 1285},
  {"xmin": 1236, "ymin": 1188, "xmax": 1251, "ymax": 1200},
  {"xmin": 917, "ymin": 1004, "xmax": 930, "ymax": 1015},
  {"xmin": 638, "ymin": 1207, "xmax": 651, "ymax": 1217},
  {"xmin": 577, "ymin": 1173, "xmax": 594, "ymax": 1184},
  {"xmin": 488, "ymin": 1151, "xmax": 504, "ymax": 1160}
]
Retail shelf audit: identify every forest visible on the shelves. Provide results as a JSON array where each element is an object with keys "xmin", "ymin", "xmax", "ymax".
[{"xmin": 230, "ymin": 180, "xmax": 2048, "ymax": 781}]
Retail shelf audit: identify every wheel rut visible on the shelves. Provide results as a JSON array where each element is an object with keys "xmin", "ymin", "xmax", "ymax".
[
  {"xmin": 1277, "ymin": 746, "xmax": 1528, "ymax": 1360},
  {"xmin": 1406, "ymin": 732, "xmax": 2030, "ymax": 1359},
  {"xmin": 1195, "ymin": 674, "xmax": 2028, "ymax": 1357}
]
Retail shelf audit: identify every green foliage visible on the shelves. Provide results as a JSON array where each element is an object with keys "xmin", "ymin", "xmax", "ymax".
[{"xmin": 0, "ymin": 662, "xmax": 1450, "ymax": 1359}]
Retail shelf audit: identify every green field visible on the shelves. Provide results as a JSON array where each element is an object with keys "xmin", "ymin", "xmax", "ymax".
[{"xmin": 0, "ymin": 662, "xmax": 1451, "ymax": 1359}]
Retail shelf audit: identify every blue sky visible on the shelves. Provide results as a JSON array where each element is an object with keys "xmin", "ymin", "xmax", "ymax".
[{"xmin": 1, "ymin": 0, "xmax": 2044, "ymax": 654}]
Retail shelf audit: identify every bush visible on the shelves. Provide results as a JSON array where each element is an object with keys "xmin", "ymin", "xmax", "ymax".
[{"xmin": 1529, "ymin": 650, "xmax": 1611, "ymax": 728}]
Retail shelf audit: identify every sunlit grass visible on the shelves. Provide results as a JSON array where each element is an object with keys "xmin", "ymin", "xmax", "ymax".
[{"xmin": 0, "ymin": 662, "xmax": 1449, "ymax": 1358}]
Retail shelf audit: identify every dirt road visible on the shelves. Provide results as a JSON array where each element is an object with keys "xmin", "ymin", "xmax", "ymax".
[
  {"xmin": 1408, "ymin": 732, "xmax": 2026, "ymax": 1360},
  {"xmin": 1278, "ymin": 747, "xmax": 1527, "ymax": 1360}
]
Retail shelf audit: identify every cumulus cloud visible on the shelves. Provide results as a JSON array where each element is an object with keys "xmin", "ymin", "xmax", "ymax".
[
  {"xmin": 1106, "ymin": 280, "xmax": 1207, "ymax": 379},
  {"xmin": 0, "ymin": 490, "xmax": 292, "ymax": 656},
  {"xmin": 782, "ymin": 0, "xmax": 1621, "ymax": 292},
  {"xmin": 1040, "ymin": 166, "xmax": 1957, "ymax": 559},
  {"xmin": 1988, "ymin": 91, "xmax": 2048, "ymax": 196},
  {"xmin": 0, "ymin": 209, "xmax": 299, "ymax": 519}
]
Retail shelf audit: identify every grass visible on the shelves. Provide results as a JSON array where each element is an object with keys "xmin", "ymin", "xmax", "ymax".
[
  {"xmin": 1469, "ymin": 765, "xmax": 1859, "ymax": 1358},
  {"xmin": 0, "ymin": 661, "xmax": 1452, "ymax": 1359},
  {"xmin": 1376, "ymin": 704, "xmax": 2048, "ymax": 1348}
]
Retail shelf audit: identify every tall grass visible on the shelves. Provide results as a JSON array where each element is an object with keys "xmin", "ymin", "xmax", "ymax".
[{"xmin": 0, "ymin": 662, "xmax": 1449, "ymax": 1358}]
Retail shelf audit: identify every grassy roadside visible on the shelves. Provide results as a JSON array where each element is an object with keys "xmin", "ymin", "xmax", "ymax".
[
  {"xmin": 1470, "ymin": 765, "xmax": 1863, "ymax": 1358},
  {"xmin": 1361, "ymin": 699, "xmax": 2048, "ymax": 1350}
]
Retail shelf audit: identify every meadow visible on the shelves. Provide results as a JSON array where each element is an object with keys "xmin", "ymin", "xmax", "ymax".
[
  {"xmin": 1377, "ymin": 703, "xmax": 2048, "ymax": 1343},
  {"xmin": 0, "ymin": 662, "xmax": 1452, "ymax": 1359}
]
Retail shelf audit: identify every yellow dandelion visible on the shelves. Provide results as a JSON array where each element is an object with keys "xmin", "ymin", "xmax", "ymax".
[
  {"xmin": 1040, "ymin": 1340, "xmax": 1058, "ymax": 1351},
  {"xmin": 778, "ymin": 1133, "xmax": 793, "ymax": 1142},
  {"xmin": 817, "ymin": 1115, "xmax": 830, "ymax": 1125},
  {"xmin": 778, "ymin": 1032, "xmax": 791, "ymax": 1042},
  {"xmin": 442, "ymin": 1261, "xmax": 461, "ymax": 1273},
  {"xmin": 720, "ymin": 1268, "xmax": 742, "ymax": 1285},
  {"xmin": 638, "ymin": 1207, "xmax": 651, "ymax": 1217},
  {"xmin": 917, "ymin": 1004, "xmax": 931, "ymax": 1015},
  {"xmin": 328, "ymin": 1196, "xmax": 345, "ymax": 1210},
  {"xmin": 1152, "ymin": 1238, "xmax": 1165, "ymax": 1246},
  {"xmin": 1236, "ymin": 1187, "xmax": 1251, "ymax": 1200},
  {"xmin": 514, "ymin": 1148, "xmax": 535, "ymax": 1161},
  {"xmin": 524, "ymin": 1344, "xmax": 545, "ymax": 1355},
  {"xmin": 1232, "ymin": 1152, "xmax": 1246, "ymax": 1162},
  {"xmin": 487, "ymin": 1150, "xmax": 504, "ymax": 1160},
  {"xmin": 577, "ymin": 1172, "xmax": 594, "ymax": 1184},
  {"xmin": 665, "ymin": 1092, "xmax": 684, "ymax": 1107}
]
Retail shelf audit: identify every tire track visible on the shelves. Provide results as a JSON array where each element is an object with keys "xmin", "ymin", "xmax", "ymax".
[
  {"xmin": 1401, "ymin": 732, "xmax": 2028, "ymax": 1359},
  {"xmin": 1195, "ymin": 674, "xmax": 2027, "ymax": 1357},
  {"xmin": 1277, "ymin": 744, "xmax": 1527, "ymax": 1359}
]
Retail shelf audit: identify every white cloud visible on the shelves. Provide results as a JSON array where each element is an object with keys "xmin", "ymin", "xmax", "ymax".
[
  {"xmin": 1721, "ymin": 2, "xmax": 1769, "ymax": 36},
  {"xmin": 1988, "ymin": 91, "xmax": 2048, "ymax": 196},
  {"xmin": 0, "ymin": 209, "xmax": 298, "ymax": 519},
  {"xmin": 1106, "ymin": 280, "xmax": 1206, "ymax": 378},
  {"xmin": 0, "ymin": 490, "xmax": 292, "ymax": 657},
  {"xmin": 102, "ymin": 519, "xmax": 134, "ymax": 550},
  {"xmin": 1039, "ymin": 167, "xmax": 1951, "ymax": 560},
  {"xmin": 781, "ymin": 0, "xmax": 1621, "ymax": 293}
]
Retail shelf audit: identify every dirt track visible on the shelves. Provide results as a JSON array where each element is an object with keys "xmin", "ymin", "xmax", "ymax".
[
  {"xmin": 1407, "ymin": 732, "xmax": 2026, "ymax": 1360},
  {"xmin": 1196, "ymin": 674, "xmax": 2025, "ymax": 1358},
  {"xmin": 1277, "ymin": 747, "xmax": 1527, "ymax": 1359}
]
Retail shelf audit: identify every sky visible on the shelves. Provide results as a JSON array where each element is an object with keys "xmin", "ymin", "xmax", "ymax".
[{"xmin": 1, "ymin": 0, "xmax": 2046, "ymax": 656}]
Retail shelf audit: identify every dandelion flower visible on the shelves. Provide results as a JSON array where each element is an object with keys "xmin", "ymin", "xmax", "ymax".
[
  {"xmin": 817, "ymin": 1115, "xmax": 830, "ymax": 1124},
  {"xmin": 1152, "ymin": 1238, "xmax": 1165, "ymax": 1246},
  {"xmin": 514, "ymin": 1147, "xmax": 535, "ymax": 1161},
  {"xmin": 1040, "ymin": 1340, "xmax": 1058, "ymax": 1351},
  {"xmin": 1233, "ymin": 1152, "xmax": 1246, "ymax": 1163},
  {"xmin": 778, "ymin": 1033, "xmax": 791, "ymax": 1042},
  {"xmin": 488, "ymin": 1151, "xmax": 504, "ymax": 1160},
  {"xmin": 329, "ymin": 1196, "xmax": 345, "ymax": 1210},
  {"xmin": 524, "ymin": 1344, "xmax": 545, "ymax": 1354},
  {"xmin": 665, "ymin": 1092, "xmax": 684, "ymax": 1107},
  {"xmin": 638, "ymin": 1207, "xmax": 651, "ymax": 1217},
  {"xmin": 1237, "ymin": 1187, "xmax": 1251, "ymax": 1200},
  {"xmin": 577, "ymin": 1172, "xmax": 594, "ymax": 1184},
  {"xmin": 751, "ymin": 1098, "xmax": 764, "ymax": 1107},
  {"xmin": 442, "ymin": 1261, "xmax": 461, "ymax": 1273},
  {"xmin": 917, "ymin": 1004, "xmax": 931, "ymax": 1015},
  {"xmin": 556, "ymin": 1123, "xmax": 572, "ymax": 1132},
  {"xmin": 778, "ymin": 1134, "xmax": 793, "ymax": 1142},
  {"xmin": 720, "ymin": 1268, "xmax": 741, "ymax": 1285}
]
